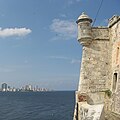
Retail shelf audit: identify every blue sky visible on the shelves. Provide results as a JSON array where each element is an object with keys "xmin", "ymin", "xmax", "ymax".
[{"xmin": 0, "ymin": 0, "xmax": 119, "ymax": 90}]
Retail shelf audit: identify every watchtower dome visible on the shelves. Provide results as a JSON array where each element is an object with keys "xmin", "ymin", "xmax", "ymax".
[{"xmin": 76, "ymin": 12, "xmax": 93, "ymax": 46}]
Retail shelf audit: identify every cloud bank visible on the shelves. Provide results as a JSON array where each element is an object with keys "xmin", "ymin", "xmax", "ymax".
[
  {"xmin": 50, "ymin": 19, "xmax": 77, "ymax": 40},
  {"xmin": 49, "ymin": 56, "xmax": 69, "ymax": 60},
  {"xmin": 67, "ymin": 0, "xmax": 82, "ymax": 5},
  {"xmin": 0, "ymin": 27, "xmax": 32, "ymax": 38},
  {"xmin": 49, "ymin": 55, "xmax": 80, "ymax": 64}
]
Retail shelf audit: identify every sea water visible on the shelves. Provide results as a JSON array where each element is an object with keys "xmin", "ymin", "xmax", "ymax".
[{"xmin": 0, "ymin": 91, "xmax": 75, "ymax": 120}]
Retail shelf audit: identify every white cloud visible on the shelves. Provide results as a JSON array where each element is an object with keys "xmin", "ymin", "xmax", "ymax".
[
  {"xmin": 60, "ymin": 14, "xmax": 67, "ymax": 18},
  {"xmin": 0, "ymin": 64, "xmax": 32, "ymax": 73},
  {"xmin": 49, "ymin": 55, "xmax": 80, "ymax": 64},
  {"xmin": 50, "ymin": 19, "xmax": 77, "ymax": 40},
  {"xmin": 0, "ymin": 67, "xmax": 15, "ymax": 73},
  {"xmin": 49, "ymin": 56, "xmax": 69, "ymax": 60},
  {"xmin": 0, "ymin": 27, "xmax": 31, "ymax": 38},
  {"xmin": 71, "ymin": 59, "xmax": 81, "ymax": 64},
  {"xmin": 67, "ymin": 0, "xmax": 82, "ymax": 5},
  {"xmin": 24, "ymin": 60, "xmax": 28, "ymax": 64},
  {"xmin": 68, "ymin": 0, "xmax": 73, "ymax": 5}
]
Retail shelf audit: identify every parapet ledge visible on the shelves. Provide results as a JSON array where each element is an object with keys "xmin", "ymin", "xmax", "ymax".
[
  {"xmin": 92, "ymin": 27, "xmax": 109, "ymax": 40},
  {"xmin": 92, "ymin": 26, "xmax": 108, "ymax": 29},
  {"xmin": 108, "ymin": 15, "xmax": 120, "ymax": 28}
]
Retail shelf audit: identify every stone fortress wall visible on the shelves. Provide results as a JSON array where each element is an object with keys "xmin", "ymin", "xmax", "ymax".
[
  {"xmin": 109, "ymin": 16, "xmax": 120, "ymax": 116},
  {"xmin": 74, "ymin": 13, "xmax": 120, "ymax": 120}
]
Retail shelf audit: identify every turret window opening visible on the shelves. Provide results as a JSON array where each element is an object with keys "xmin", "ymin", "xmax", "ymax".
[{"xmin": 112, "ymin": 73, "xmax": 118, "ymax": 92}]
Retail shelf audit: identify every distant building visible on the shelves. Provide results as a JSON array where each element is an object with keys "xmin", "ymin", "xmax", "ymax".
[
  {"xmin": 2, "ymin": 83, "xmax": 7, "ymax": 91},
  {"xmin": 25, "ymin": 84, "xmax": 33, "ymax": 91},
  {"xmin": 7, "ymin": 86, "xmax": 12, "ymax": 91},
  {"xmin": 12, "ymin": 87, "xmax": 16, "ymax": 92},
  {"xmin": 28, "ymin": 84, "xmax": 33, "ymax": 91}
]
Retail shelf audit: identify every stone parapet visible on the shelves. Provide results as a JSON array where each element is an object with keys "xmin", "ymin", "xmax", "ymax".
[
  {"xmin": 108, "ymin": 15, "xmax": 120, "ymax": 28},
  {"xmin": 92, "ymin": 27, "xmax": 109, "ymax": 40}
]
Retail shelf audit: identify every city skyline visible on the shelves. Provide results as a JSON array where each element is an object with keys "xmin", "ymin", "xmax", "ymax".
[
  {"xmin": 0, "ymin": 0, "xmax": 119, "ymax": 90},
  {"xmin": 1, "ymin": 82, "xmax": 50, "ymax": 92}
]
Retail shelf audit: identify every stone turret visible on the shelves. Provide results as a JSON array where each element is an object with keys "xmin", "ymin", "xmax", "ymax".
[{"xmin": 76, "ymin": 12, "xmax": 93, "ymax": 46}]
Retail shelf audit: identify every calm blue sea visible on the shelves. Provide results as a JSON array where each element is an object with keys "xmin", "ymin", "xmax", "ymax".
[{"xmin": 0, "ymin": 91, "xmax": 75, "ymax": 120}]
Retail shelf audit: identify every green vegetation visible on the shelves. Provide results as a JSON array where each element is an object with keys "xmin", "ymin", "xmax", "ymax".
[{"xmin": 101, "ymin": 89, "xmax": 112, "ymax": 98}]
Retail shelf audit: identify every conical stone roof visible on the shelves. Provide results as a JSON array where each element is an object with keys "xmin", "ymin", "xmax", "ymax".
[{"xmin": 76, "ymin": 12, "xmax": 92, "ymax": 23}]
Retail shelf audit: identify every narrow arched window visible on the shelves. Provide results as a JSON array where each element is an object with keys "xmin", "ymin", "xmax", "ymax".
[{"xmin": 112, "ymin": 73, "xmax": 117, "ymax": 92}]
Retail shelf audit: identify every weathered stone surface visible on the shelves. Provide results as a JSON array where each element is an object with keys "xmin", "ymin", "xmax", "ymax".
[
  {"xmin": 78, "ymin": 40, "xmax": 111, "ymax": 93},
  {"xmin": 78, "ymin": 102, "xmax": 105, "ymax": 120},
  {"xmin": 87, "ymin": 92, "xmax": 105, "ymax": 105},
  {"xmin": 92, "ymin": 27, "xmax": 109, "ymax": 40}
]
